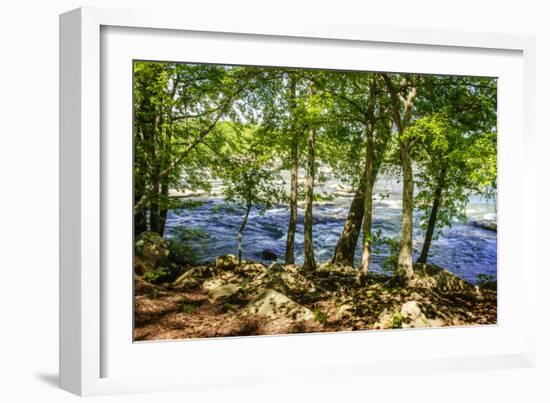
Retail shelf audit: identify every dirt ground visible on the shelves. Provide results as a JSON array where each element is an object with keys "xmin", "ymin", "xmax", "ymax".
[{"xmin": 134, "ymin": 261, "xmax": 497, "ymax": 341}]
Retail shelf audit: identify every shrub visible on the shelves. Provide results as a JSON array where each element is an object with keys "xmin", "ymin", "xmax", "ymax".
[
  {"xmin": 142, "ymin": 266, "xmax": 170, "ymax": 284},
  {"xmin": 370, "ymin": 229, "xmax": 400, "ymax": 274},
  {"xmin": 390, "ymin": 312, "xmax": 404, "ymax": 329},
  {"xmin": 312, "ymin": 307, "xmax": 328, "ymax": 324}
]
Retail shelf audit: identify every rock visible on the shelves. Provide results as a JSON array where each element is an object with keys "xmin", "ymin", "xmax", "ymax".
[
  {"xmin": 259, "ymin": 249, "xmax": 278, "ymax": 261},
  {"xmin": 373, "ymin": 309, "xmax": 398, "ymax": 329},
  {"xmin": 134, "ymin": 232, "xmax": 170, "ymax": 275},
  {"xmin": 400, "ymin": 301, "xmax": 427, "ymax": 328},
  {"xmin": 202, "ymin": 278, "xmax": 225, "ymax": 291},
  {"xmin": 173, "ymin": 272, "xmax": 201, "ymax": 289},
  {"xmin": 236, "ymin": 262, "xmax": 267, "ymax": 276},
  {"xmin": 173, "ymin": 266, "xmax": 212, "ymax": 289},
  {"xmin": 243, "ymin": 289, "xmax": 314, "ymax": 321},
  {"xmin": 400, "ymin": 301, "xmax": 444, "ymax": 329},
  {"xmin": 335, "ymin": 303, "xmax": 354, "ymax": 320},
  {"xmin": 373, "ymin": 301, "xmax": 445, "ymax": 329},
  {"xmin": 470, "ymin": 219, "xmax": 497, "ymax": 232},
  {"xmin": 260, "ymin": 264, "xmax": 316, "ymax": 295},
  {"xmin": 207, "ymin": 283, "xmax": 241, "ymax": 303},
  {"xmin": 413, "ymin": 263, "xmax": 475, "ymax": 293},
  {"xmin": 216, "ymin": 254, "xmax": 238, "ymax": 271}
]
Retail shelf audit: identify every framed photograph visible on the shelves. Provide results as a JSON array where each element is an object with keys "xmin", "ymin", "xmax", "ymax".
[{"xmin": 60, "ymin": 6, "xmax": 537, "ymax": 396}]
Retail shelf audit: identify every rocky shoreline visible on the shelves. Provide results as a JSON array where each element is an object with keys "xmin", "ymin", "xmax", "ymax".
[{"xmin": 134, "ymin": 232, "xmax": 497, "ymax": 341}]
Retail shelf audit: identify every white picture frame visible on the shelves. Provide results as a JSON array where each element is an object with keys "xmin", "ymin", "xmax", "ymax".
[{"xmin": 59, "ymin": 6, "xmax": 537, "ymax": 396}]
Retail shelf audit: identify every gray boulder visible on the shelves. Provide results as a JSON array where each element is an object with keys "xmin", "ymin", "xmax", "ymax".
[
  {"xmin": 242, "ymin": 289, "xmax": 314, "ymax": 321},
  {"xmin": 134, "ymin": 231, "xmax": 169, "ymax": 275}
]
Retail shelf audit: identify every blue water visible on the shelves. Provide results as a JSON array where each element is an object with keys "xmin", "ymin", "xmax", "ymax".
[{"xmin": 164, "ymin": 181, "xmax": 497, "ymax": 285}]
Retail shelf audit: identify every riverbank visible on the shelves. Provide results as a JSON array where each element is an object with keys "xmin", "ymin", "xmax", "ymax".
[{"xmin": 134, "ymin": 233, "xmax": 497, "ymax": 341}]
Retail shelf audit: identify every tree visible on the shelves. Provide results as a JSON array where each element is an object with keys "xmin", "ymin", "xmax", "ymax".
[
  {"xmin": 284, "ymin": 73, "xmax": 299, "ymax": 265},
  {"xmin": 301, "ymin": 84, "xmax": 325, "ymax": 272},
  {"xmin": 412, "ymin": 77, "xmax": 497, "ymax": 263},
  {"xmin": 216, "ymin": 126, "xmax": 283, "ymax": 264},
  {"xmin": 133, "ymin": 62, "xmax": 258, "ymax": 236},
  {"xmin": 411, "ymin": 76, "xmax": 497, "ymax": 264},
  {"xmin": 382, "ymin": 73, "xmax": 418, "ymax": 280},
  {"xmin": 234, "ymin": 69, "xmax": 305, "ymax": 265},
  {"xmin": 308, "ymin": 72, "xmax": 392, "ymax": 278},
  {"xmin": 303, "ymin": 125, "xmax": 317, "ymax": 271}
]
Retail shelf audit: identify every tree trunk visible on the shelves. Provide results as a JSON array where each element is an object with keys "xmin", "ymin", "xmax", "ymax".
[
  {"xmin": 303, "ymin": 128, "xmax": 316, "ymax": 271},
  {"xmin": 397, "ymin": 144, "xmax": 415, "ymax": 279},
  {"xmin": 285, "ymin": 76, "xmax": 298, "ymax": 265},
  {"xmin": 134, "ymin": 181, "xmax": 148, "ymax": 235},
  {"xmin": 331, "ymin": 121, "xmax": 388, "ymax": 269},
  {"xmin": 149, "ymin": 177, "xmax": 161, "ymax": 234},
  {"xmin": 237, "ymin": 202, "xmax": 252, "ymax": 264},
  {"xmin": 285, "ymin": 141, "xmax": 298, "ymax": 265},
  {"xmin": 357, "ymin": 128, "xmax": 375, "ymax": 284},
  {"xmin": 158, "ymin": 181, "xmax": 169, "ymax": 237},
  {"xmin": 331, "ymin": 172, "xmax": 366, "ymax": 267},
  {"xmin": 417, "ymin": 183, "xmax": 443, "ymax": 264},
  {"xmin": 382, "ymin": 74, "xmax": 417, "ymax": 280}
]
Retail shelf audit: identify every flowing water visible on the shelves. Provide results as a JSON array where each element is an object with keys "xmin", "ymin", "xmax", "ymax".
[{"xmin": 165, "ymin": 174, "xmax": 497, "ymax": 285}]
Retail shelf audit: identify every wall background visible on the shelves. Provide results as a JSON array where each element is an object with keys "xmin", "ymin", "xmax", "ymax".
[{"xmin": 0, "ymin": 1, "xmax": 547, "ymax": 401}]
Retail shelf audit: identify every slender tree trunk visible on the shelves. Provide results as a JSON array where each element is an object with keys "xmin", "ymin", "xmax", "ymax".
[
  {"xmin": 382, "ymin": 74, "xmax": 417, "ymax": 281},
  {"xmin": 417, "ymin": 182, "xmax": 443, "ymax": 264},
  {"xmin": 331, "ymin": 171, "xmax": 366, "ymax": 267},
  {"xmin": 285, "ymin": 76, "xmax": 298, "ymax": 265},
  {"xmin": 158, "ymin": 181, "xmax": 169, "ymax": 237},
  {"xmin": 357, "ymin": 125, "xmax": 375, "ymax": 284},
  {"xmin": 149, "ymin": 177, "xmax": 161, "ymax": 234},
  {"xmin": 397, "ymin": 144, "xmax": 415, "ymax": 279},
  {"xmin": 237, "ymin": 202, "xmax": 252, "ymax": 264},
  {"xmin": 285, "ymin": 141, "xmax": 298, "ymax": 265},
  {"xmin": 303, "ymin": 128, "xmax": 316, "ymax": 271}
]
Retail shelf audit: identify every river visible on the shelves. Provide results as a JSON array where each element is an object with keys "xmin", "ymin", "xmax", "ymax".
[{"xmin": 165, "ymin": 174, "xmax": 497, "ymax": 285}]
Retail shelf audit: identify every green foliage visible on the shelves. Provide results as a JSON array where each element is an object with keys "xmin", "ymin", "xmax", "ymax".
[
  {"xmin": 391, "ymin": 313, "xmax": 404, "ymax": 329},
  {"xmin": 312, "ymin": 192, "xmax": 334, "ymax": 202},
  {"xmin": 370, "ymin": 230, "xmax": 401, "ymax": 274},
  {"xmin": 175, "ymin": 199, "xmax": 204, "ymax": 211},
  {"xmin": 142, "ymin": 266, "xmax": 170, "ymax": 284},
  {"xmin": 215, "ymin": 125, "xmax": 284, "ymax": 213},
  {"xmin": 166, "ymin": 226, "xmax": 208, "ymax": 264},
  {"xmin": 312, "ymin": 307, "xmax": 328, "ymax": 324},
  {"xmin": 410, "ymin": 106, "xmax": 497, "ymax": 242}
]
